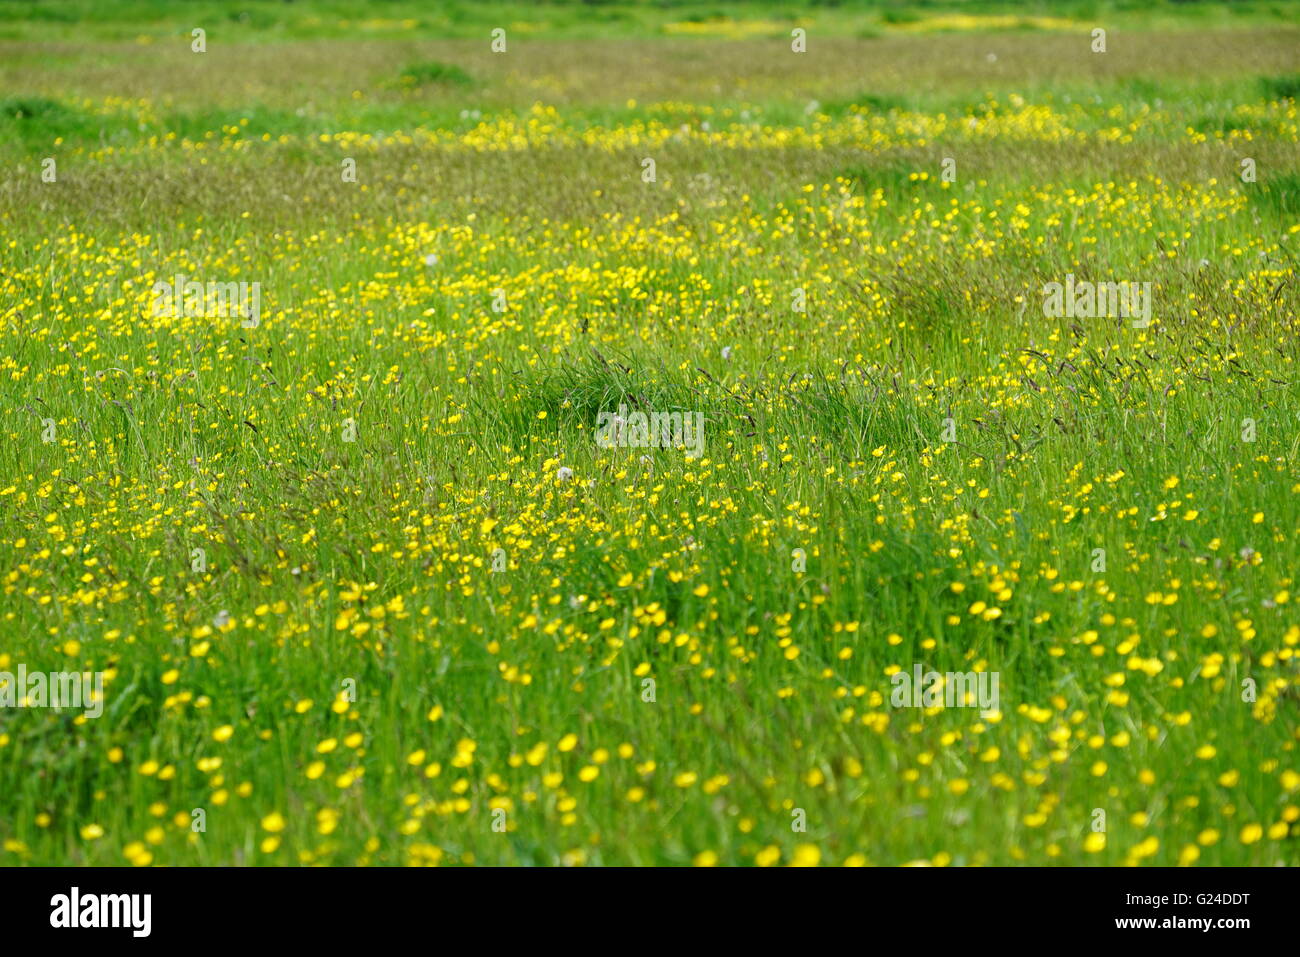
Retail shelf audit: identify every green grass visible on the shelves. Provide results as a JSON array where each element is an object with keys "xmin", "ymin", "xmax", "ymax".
[
  {"xmin": 397, "ymin": 60, "xmax": 475, "ymax": 89},
  {"xmin": 0, "ymin": 0, "xmax": 1298, "ymax": 868},
  {"xmin": 0, "ymin": 0, "xmax": 1295, "ymax": 41}
]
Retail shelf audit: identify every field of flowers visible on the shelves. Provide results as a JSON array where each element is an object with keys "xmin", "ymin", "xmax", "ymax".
[{"xmin": 1, "ymin": 1, "xmax": 1298, "ymax": 867}]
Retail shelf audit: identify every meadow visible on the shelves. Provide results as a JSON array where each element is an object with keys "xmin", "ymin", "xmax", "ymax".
[{"xmin": 0, "ymin": 0, "xmax": 1298, "ymax": 866}]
